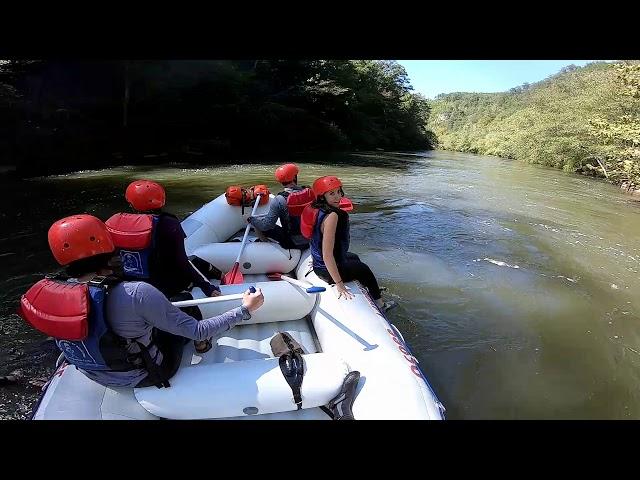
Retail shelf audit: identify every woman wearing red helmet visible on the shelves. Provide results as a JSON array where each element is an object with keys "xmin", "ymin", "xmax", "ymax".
[
  {"xmin": 19, "ymin": 214, "xmax": 264, "ymax": 389},
  {"xmin": 304, "ymin": 176, "xmax": 397, "ymax": 312},
  {"xmin": 247, "ymin": 163, "xmax": 312, "ymax": 249},
  {"xmin": 106, "ymin": 179, "xmax": 222, "ymax": 353}
]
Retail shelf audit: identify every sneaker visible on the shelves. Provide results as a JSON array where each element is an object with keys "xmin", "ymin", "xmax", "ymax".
[
  {"xmin": 323, "ymin": 371, "xmax": 361, "ymax": 420},
  {"xmin": 380, "ymin": 300, "xmax": 398, "ymax": 313}
]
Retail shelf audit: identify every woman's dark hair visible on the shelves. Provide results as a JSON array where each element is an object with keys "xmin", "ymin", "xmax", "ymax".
[
  {"xmin": 311, "ymin": 195, "xmax": 329, "ymax": 210},
  {"xmin": 65, "ymin": 252, "xmax": 117, "ymax": 278},
  {"xmin": 312, "ymin": 186, "xmax": 346, "ymax": 210},
  {"xmin": 311, "ymin": 195, "xmax": 348, "ymax": 220}
]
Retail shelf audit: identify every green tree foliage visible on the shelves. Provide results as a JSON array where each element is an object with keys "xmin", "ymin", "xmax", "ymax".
[
  {"xmin": 587, "ymin": 62, "xmax": 640, "ymax": 189},
  {"xmin": 428, "ymin": 61, "xmax": 640, "ymax": 188},
  {"xmin": 0, "ymin": 60, "xmax": 433, "ymax": 176}
]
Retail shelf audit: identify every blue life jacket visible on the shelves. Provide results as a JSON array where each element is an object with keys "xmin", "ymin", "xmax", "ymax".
[
  {"xmin": 310, "ymin": 207, "xmax": 350, "ymax": 270},
  {"xmin": 20, "ymin": 274, "xmax": 171, "ymax": 388},
  {"xmin": 55, "ymin": 277, "xmax": 138, "ymax": 372},
  {"xmin": 105, "ymin": 213, "xmax": 160, "ymax": 280}
]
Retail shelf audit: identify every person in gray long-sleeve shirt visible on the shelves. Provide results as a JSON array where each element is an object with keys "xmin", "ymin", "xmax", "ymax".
[
  {"xmin": 80, "ymin": 281, "xmax": 263, "ymax": 388},
  {"xmin": 247, "ymin": 163, "xmax": 310, "ymax": 249},
  {"xmin": 24, "ymin": 214, "xmax": 264, "ymax": 390}
]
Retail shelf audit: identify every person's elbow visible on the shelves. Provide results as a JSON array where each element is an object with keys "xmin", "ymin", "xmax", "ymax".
[
  {"xmin": 192, "ymin": 321, "xmax": 215, "ymax": 341},
  {"xmin": 193, "ymin": 325, "xmax": 209, "ymax": 341}
]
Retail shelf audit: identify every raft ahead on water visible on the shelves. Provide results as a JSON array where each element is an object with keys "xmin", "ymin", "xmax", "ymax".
[{"xmin": 32, "ymin": 192, "xmax": 445, "ymax": 420}]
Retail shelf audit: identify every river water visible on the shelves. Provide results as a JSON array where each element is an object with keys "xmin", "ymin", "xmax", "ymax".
[{"xmin": 2, "ymin": 150, "xmax": 640, "ymax": 419}]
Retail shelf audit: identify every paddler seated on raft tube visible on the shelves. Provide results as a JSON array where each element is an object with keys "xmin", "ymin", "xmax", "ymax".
[
  {"xmin": 18, "ymin": 214, "xmax": 264, "ymax": 389},
  {"xmin": 301, "ymin": 175, "xmax": 397, "ymax": 313},
  {"xmin": 105, "ymin": 179, "xmax": 221, "ymax": 353},
  {"xmin": 246, "ymin": 163, "xmax": 312, "ymax": 250}
]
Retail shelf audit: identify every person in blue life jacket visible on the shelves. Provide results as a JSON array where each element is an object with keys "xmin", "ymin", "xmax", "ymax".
[
  {"xmin": 246, "ymin": 163, "xmax": 314, "ymax": 250},
  {"xmin": 301, "ymin": 176, "xmax": 397, "ymax": 313},
  {"xmin": 18, "ymin": 214, "xmax": 264, "ymax": 389},
  {"xmin": 105, "ymin": 179, "xmax": 221, "ymax": 353}
]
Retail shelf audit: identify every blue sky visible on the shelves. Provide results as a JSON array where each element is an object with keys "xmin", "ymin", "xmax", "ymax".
[{"xmin": 396, "ymin": 60, "xmax": 601, "ymax": 99}]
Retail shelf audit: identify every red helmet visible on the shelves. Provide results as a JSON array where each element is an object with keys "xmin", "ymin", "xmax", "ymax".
[
  {"xmin": 225, "ymin": 185, "xmax": 251, "ymax": 206},
  {"xmin": 251, "ymin": 184, "xmax": 271, "ymax": 205},
  {"xmin": 48, "ymin": 214, "xmax": 115, "ymax": 266},
  {"xmin": 125, "ymin": 180, "xmax": 166, "ymax": 211},
  {"xmin": 274, "ymin": 163, "xmax": 299, "ymax": 184},
  {"xmin": 312, "ymin": 176, "xmax": 343, "ymax": 197}
]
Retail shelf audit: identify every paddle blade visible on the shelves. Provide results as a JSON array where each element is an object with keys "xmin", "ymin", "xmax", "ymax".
[
  {"xmin": 305, "ymin": 286, "xmax": 326, "ymax": 293},
  {"xmin": 221, "ymin": 263, "xmax": 243, "ymax": 285},
  {"xmin": 339, "ymin": 197, "xmax": 354, "ymax": 212}
]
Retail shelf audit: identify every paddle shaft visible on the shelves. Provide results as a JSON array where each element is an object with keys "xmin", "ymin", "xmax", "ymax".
[
  {"xmin": 234, "ymin": 195, "xmax": 262, "ymax": 265},
  {"xmin": 273, "ymin": 274, "xmax": 326, "ymax": 293},
  {"xmin": 172, "ymin": 286, "xmax": 256, "ymax": 308},
  {"xmin": 224, "ymin": 195, "xmax": 263, "ymax": 284},
  {"xmin": 172, "ymin": 293, "xmax": 244, "ymax": 307}
]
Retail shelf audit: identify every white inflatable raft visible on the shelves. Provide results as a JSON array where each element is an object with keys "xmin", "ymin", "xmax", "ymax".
[{"xmin": 31, "ymin": 192, "xmax": 445, "ymax": 420}]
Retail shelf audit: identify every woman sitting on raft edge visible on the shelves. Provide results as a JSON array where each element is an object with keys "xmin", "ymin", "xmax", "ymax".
[{"xmin": 302, "ymin": 175, "xmax": 397, "ymax": 313}]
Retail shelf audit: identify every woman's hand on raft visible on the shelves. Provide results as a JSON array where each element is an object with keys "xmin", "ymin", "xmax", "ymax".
[
  {"xmin": 242, "ymin": 287, "xmax": 264, "ymax": 312},
  {"xmin": 210, "ymin": 289, "xmax": 222, "ymax": 297},
  {"xmin": 335, "ymin": 282, "xmax": 354, "ymax": 300}
]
